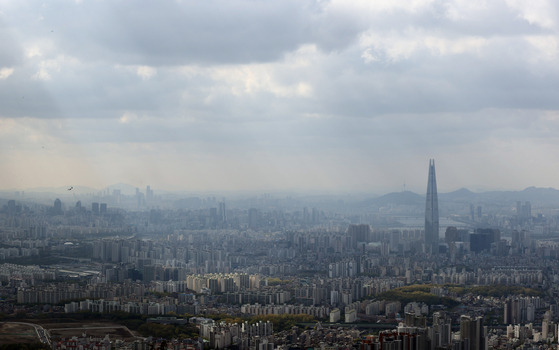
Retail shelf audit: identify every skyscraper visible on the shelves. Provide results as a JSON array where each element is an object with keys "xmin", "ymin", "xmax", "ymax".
[{"xmin": 425, "ymin": 159, "xmax": 439, "ymax": 254}]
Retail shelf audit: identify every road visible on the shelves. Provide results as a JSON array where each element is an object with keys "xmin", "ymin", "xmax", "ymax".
[{"xmin": 1, "ymin": 321, "xmax": 51, "ymax": 347}]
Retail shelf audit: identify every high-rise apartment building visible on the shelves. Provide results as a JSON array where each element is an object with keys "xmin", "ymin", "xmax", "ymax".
[
  {"xmin": 92, "ymin": 202, "xmax": 100, "ymax": 215},
  {"xmin": 425, "ymin": 159, "xmax": 439, "ymax": 254},
  {"xmin": 146, "ymin": 185, "xmax": 154, "ymax": 203},
  {"xmin": 348, "ymin": 224, "xmax": 370, "ymax": 249},
  {"xmin": 460, "ymin": 315, "xmax": 485, "ymax": 350},
  {"xmin": 53, "ymin": 198, "xmax": 63, "ymax": 215},
  {"xmin": 219, "ymin": 202, "xmax": 227, "ymax": 227}
]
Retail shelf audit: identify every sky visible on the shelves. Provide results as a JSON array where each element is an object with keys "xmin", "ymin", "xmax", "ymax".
[{"xmin": 1, "ymin": 0, "xmax": 559, "ymax": 194}]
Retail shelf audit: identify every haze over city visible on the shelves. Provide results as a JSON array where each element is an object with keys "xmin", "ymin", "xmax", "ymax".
[{"xmin": 1, "ymin": 1, "xmax": 559, "ymax": 193}]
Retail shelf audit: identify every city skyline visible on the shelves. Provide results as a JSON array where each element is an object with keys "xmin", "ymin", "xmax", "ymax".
[
  {"xmin": 4, "ymin": 176, "xmax": 559, "ymax": 197},
  {"xmin": 2, "ymin": 1, "xmax": 559, "ymax": 192}
]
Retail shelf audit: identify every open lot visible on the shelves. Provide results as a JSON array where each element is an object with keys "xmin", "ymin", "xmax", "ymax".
[
  {"xmin": 0, "ymin": 322, "xmax": 39, "ymax": 344},
  {"xmin": 40, "ymin": 322, "xmax": 138, "ymax": 341}
]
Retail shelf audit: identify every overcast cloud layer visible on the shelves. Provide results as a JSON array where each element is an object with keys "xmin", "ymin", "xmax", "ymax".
[{"xmin": 1, "ymin": 0, "xmax": 559, "ymax": 193}]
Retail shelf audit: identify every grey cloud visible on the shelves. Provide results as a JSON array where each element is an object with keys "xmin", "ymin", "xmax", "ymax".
[
  {"xmin": 4, "ymin": 0, "xmax": 381, "ymax": 67},
  {"xmin": 306, "ymin": 36, "xmax": 559, "ymax": 118},
  {"xmin": 0, "ymin": 21, "xmax": 24, "ymax": 67},
  {"xmin": 1, "ymin": 0, "xmax": 559, "ymax": 185},
  {"xmin": 3, "ymin": 0, "xmax": 558, "ymax": 123},
  {"xmin": 0, "ymin": 73, "xmax": 61, "ymax": 118},
  {"xmin": 35, "ymin": 1, "xmax": 326, "ymax": 66}
]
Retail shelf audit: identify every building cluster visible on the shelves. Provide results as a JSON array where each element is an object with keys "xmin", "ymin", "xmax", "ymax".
[
  {"xmin": 51, "ymin": 335, "xmax": 114, "ymax": 350},
  {"xmin": 274, "ymin": 323, "xmax": 361, "ymax": 349},
  {"xmin": 0, "ymin": 263, "xmax": 56, "ymax": 283},
  {"xmin": 240, "ymin": 303, "xmax": 330, "ymax": 319},
  {"xmin": 360, "ymin": 314, "xmax": 485, "ymax": 350},
  {"xmin": 17, "ymin": 280, "xmax": 147, "ymax": 303},
  {"xmin": 503, "ymin": 296, "xmax": 545, "ymax": 324},
  {"xmin": 219, "ymin": 289, "xmax": 291, "ymax": 305},
  {"xmin": 63, "ymin": 297, "xmax": 199, "ymax": 316},
  {"xmin": 0, "ymin": 246, "xmax": 40, "ymax": 260},
  {"xmin": 200, "ymin": 320, "xmax": 274, "ymax": 349},
  {"xmin": 430, "ymin": 267, "xmax": 543, "ymax": 286}
]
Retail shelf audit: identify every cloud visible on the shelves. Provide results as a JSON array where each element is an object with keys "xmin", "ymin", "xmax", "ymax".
[
  {"xmin": 0, "ymin": 67, "xmax": 13, "ymax": 79},
  {"xmin": 1, "ymin": 0, "xmax": 559, "ymax": 191},
  {"xmin": 136, "ymin": 66, "xmax": 157, "ymax": 80},
  {"xmin": 119, "ymin": 111, "xmax": 138, "ymax": 124},
  {"xmin": 27, "ymin": 1, "xmax": 323, "ymax": 66},
  {"xmin": 505, "ymin": 0, "xmax": 559, "ymax": 30}
]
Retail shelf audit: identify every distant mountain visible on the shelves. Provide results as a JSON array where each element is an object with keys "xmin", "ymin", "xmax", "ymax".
[
  {"xmin": 360, "ymin": 186, "xmax": 559, "ymax": 209},
  {"xmin": 519, "ymin": 186, "xmax": 559, "ymax": 201},
  {"xmin": 361, "ymin": 191, "xmax": 424, "ymax": 207},
  {"xmin": 486, "ymin": 187, "xmax": 559, "ymax": 204},
  {"xmin": 439, "ymin": 188, "xmax": 476, "ymax": 201}
]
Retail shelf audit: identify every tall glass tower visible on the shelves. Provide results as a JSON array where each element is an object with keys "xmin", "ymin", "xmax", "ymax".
[{"xmin": 425, "ymin": 159, "xmax": 439, "ymax": 254}]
